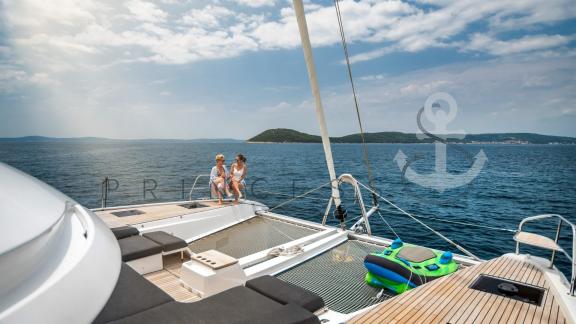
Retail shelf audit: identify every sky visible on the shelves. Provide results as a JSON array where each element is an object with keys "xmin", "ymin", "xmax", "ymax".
[{"xmin": 0, "ymin": 0, "xmax": 575, "ymax": 139}]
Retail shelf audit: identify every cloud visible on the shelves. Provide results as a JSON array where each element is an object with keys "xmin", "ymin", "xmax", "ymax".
[
  {"xmin": 347, "ymin": 0, "xmax": 576, "ymax": 62},
  {"xmin": 259, "ymin": 101, "xmax": 291, "ymax": 113},
  {"xmin": 124, "ymin": 0, "xmax": 167, "ymax": 23},
  {"xmin": 4, "ymin": 0, "xmax": 575, "ymax": 69},
  {"xmin": 400, "ymin": 80, "xmax": 454, "ymax": 96},
  {"xmin": 251, "ymin": 1, "xmax": 419, "ymax": 49},
  {"xmin": 1, "ymin": 0, "xmax": 575, "ymax": 138},
  {"xmin": 359, "ymin": 74, "xmax": 385, "ymax": 81},
  {"xmin": 232, "ymin": 0, "xmax": 275, "ymax": 8},
  {"xmin": 466, "ymin": 34, "xmax": 574, "ymax": 56},
  {"xmin": 285, "ymin": 55, "xmax": 575, "ymax": 136},
  {"xmin": 181, "ymin": 6, "xmax": 233, "ymax": 29}
]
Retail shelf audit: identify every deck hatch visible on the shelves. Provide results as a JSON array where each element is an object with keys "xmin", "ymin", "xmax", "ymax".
[
  {"xmin": 111, "ymin": 209, "xmax": 145, "ymax": 217},
  {"xmin": 179, "ymin": 202, "xmax": 209, "ymax": 209},
  {"xmin": 469, "ymin": 274, "xmax": 545, "ymax": 306}
]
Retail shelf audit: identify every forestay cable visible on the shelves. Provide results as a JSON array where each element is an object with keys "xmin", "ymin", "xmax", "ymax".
[
  {"xmin": 333, "ymin": 0, "xmax": 378, "ymax": 205},
  {"xmin": 356, "ymin": 180, "xmax": 481, "ymax": 260}
]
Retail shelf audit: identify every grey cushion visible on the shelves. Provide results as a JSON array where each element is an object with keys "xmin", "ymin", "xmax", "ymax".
[
  {"xmin": 246, "ymin": 275, "xmax": 325, "ymax": 312},
  {"xmin": 108, "ymin": 286, "xmax": 283, "ymax": 324},
  {"xmin": 108, "ymin": 286, "xmax": 319, "ymax": 324},
  {"xmin": 397, "ymin": 246, "xmax": 436, "ymax": 263},
  {"xmin": 111, "ymin": 226, "xmax": 139, "ymax": 240},
  {"xmin": 142, "ymin": 231, "xmax": 187, "ymax": 252},
  {"xmin": 93, "ymin": 263, "xmax": 172, "ymax": 324},
  {"xmin": 235, "ymin": 303, "xmax": 320, "ymax": 324},
  {"xmin": 118, "ymin": 236, "xmax": 162, "ymax": 262}
]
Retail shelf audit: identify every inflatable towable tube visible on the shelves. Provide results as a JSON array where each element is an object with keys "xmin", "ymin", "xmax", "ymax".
[{"xmin": 364, "ymin": 238, "xmax": 458, "ymax": 294}]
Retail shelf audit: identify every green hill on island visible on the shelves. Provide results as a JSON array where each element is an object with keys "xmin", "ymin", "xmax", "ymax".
[{"xmin": 248, "ymin": 128, "xmax": 576, "ymax": 144}]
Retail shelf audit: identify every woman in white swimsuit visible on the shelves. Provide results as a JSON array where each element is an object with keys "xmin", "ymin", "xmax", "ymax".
[
  {"xmin": 229, "ymin": 154, "xmax": 247, "ymax": 204},
  {"xmin": 210, "ymin": 154, "xmax": 231, "ymax": 204}
]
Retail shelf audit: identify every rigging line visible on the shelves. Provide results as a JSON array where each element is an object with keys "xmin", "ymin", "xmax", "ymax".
[
  {"xmin": 256, "ymin": 189, "xmax": 330, "ymax": 202},
  {"xmin": 333, "ymin": 0, "xmax": 377, "ymax": 205},
  {"xmin": 376, "ymin": 210, "xmax": 400, "ymax": 239},
  {"xmin": 387, "ymin": 212, "xmax": 516, "ymax": 233},
  {"xmin": 269, "ymin": 180, "xmax": 333, "ymax": 212},
  {"xmin": 356, "ymin": 180, "xmax": 481, "ymax": 260}
]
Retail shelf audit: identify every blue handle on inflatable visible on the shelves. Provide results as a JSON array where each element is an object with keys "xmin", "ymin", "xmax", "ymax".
[
  {"xmin": 391, "ymin": 238, "xmax": 403, "ymax": 249},
  {"xmin": 439, "ymin": 251, "xmax": 453, "ymax": 264}
]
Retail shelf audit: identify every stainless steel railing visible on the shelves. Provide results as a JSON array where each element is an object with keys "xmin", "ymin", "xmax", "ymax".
[
  {"xmin": 188, "ymin": 174, "xmax": 211, "ymax": 201},
  {"xmin": 516, "ymin": 214, "xmax": 575, "ymax": 296}
]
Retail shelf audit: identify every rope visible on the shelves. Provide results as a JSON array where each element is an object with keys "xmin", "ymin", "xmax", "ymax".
[
  {"xmin": 401, "ymin": 214, "xmax": 515, "ymax": 233},
  {"xmin": 256, "ymin": 189, "xmax": 330, "ymax": 202},
  {"xmin": 333, "ymin": 0, "xmax": 377, "ymax": 205},
  {"xmin": 356, "ymin": 181, "xmax": 481, "ymax": 260},
  {"xmin": 268, "ymin": 245, "xmax": 305, "ymax": 256},
  {"xmin": 269, "ymin": 181, "xmax": 333, "ymax": 212},
  {"xmin": 376, "ymin": 210, "xmax": 400, "ymax": 239}
]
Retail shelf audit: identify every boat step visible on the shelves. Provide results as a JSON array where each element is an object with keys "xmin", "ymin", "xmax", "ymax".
[{"xmin": 513, "ymin": 231, "xmax": 562, "ymax": 251}]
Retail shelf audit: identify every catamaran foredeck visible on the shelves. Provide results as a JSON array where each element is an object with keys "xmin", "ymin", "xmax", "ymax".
[{"xmin": 91, "ymin": 197, "xmax": 576, "ymax": 323}]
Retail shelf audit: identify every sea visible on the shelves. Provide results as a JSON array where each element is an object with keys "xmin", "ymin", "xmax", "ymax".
[{"xmin": 1, "ymin": 141, "xmax": 574, "ymax": 275}]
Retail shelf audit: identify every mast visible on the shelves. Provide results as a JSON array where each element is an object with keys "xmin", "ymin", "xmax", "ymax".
[{"xmin": 292, "ymin": 0, "xmax": 346, "ymax": 222}]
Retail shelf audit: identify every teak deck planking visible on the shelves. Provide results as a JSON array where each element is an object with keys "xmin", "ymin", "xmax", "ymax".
[{"xmin": 351, "ymin": 255, "xmax": 566, "ymax": 324}]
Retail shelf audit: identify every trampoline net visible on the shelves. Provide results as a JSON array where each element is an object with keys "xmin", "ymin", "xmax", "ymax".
[
  {"xmin": 277, "ymin": 240, "xmax": 395, "ymax": 314},
  {"xmin": 188, "ymin": 216, "xmax": 318, "ymax": 259}
]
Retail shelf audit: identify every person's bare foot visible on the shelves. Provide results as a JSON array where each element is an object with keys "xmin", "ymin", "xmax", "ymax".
[{"xmin": 233, "ymin": 200, "xmax": 238, "ymax": 205}]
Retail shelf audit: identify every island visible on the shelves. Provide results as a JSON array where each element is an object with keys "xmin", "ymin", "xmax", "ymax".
[{"xmin": 247, "ymin": 128, "xmax": 576, "ymax": 144}]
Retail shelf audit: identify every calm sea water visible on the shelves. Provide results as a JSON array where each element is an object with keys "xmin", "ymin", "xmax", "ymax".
[{"xmin": 1, "ymin": 142, "xmax": 574, "ymax": 274}]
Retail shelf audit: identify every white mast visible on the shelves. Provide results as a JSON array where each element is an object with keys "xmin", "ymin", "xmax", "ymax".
[{"xmin": 292, "ymin": 0, "xmax": 342, "ymax": 208}]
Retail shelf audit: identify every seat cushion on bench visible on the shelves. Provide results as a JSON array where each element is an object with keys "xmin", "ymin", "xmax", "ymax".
[
  {"xmin": 142, "ymin": 231, "xmax": 187, "ymax": 252},
  {"xmin": 111, "ymin": 226, "xmax": 139, "ymax": 240},
  {"xmin": 108, "ymin": 286, "xmax": 318, "ymax": 324},
  {"xmin": 118, "ymin": 236, "xmax": 163, "ymax": 262},
  {"xmin": 234, "ymin": 303, "xmax": 320, "ymax": 324},
  {"xmin": 246, "ymin": 275, "xmax": 325, "ymax": 312},
  {"xmin": 93, "ymin": 263, "xmax": 173, "ymax": 324}
]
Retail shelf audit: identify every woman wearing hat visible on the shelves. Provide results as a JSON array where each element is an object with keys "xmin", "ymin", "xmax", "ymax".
[{"xmin": 210, "ymin": 154, "xmax": 231, "ymax": 204}]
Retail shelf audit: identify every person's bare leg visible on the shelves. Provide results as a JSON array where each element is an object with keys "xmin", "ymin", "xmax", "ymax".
[
  {"xmin": 214, "ymin": 179, "xmax": 223, "ymax": 204},
  {"xmin": 231, "ymin": 181, "xmax": 240, "ymax": 203},
  {"xmin": 225, "ymin": 179, "xmax": 232, "ymax": 197},
  {"xmin": 238, "ymin": 183, "xmax": 244, "ymax": 199}
]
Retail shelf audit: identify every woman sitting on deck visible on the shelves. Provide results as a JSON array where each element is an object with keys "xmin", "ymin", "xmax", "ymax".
[
  {"xmin": 229, "ymin": 154, "xmax": 247, "ymax": 204},
  {"xmin": 210, "ymin": 154, "xmax": 231, "ymax": 204}
]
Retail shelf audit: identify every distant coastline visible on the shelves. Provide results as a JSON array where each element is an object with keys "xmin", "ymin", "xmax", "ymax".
[
  {"xmin": 2, "ymin": 130, "xmax": 575, "ymax": 145},
  {"xmin": 0, "ymin": 136, "xmax": 243, "ymax": 144},
  {"xmin": 247, "ymin": 128, "xmax": 576, "ymax": 145}
]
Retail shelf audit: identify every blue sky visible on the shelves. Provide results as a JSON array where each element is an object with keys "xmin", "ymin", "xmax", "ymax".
[{"xmin": 0, "ymin": 0, "xmax": 575, "ymax": 139}]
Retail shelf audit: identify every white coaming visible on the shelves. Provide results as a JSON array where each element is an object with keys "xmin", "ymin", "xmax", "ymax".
[
  {"xmin": 132, "ymin": 203, "xmax": 260, "ymax": 242},
  {"xmin": 243, "ymin": 231, "xmax": 348, "ymax": 279},
  {"xmin": 238, "ymin": 228, "xmax": 338, "ymax": 268},
  {"xmin": 0, "ymin": 204, "xmax": 121, "ymax": 324}
]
